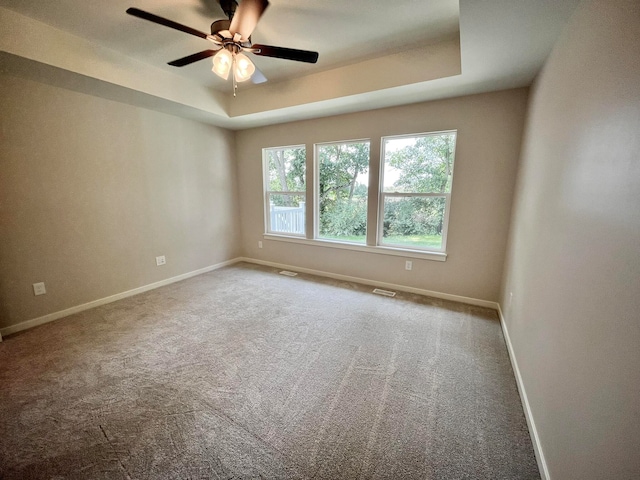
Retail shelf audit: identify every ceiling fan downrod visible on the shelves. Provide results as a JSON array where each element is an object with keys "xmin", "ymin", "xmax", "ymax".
[{"xmin": 219, "ymin": 0, "xmax": 238, "ymax": 21}]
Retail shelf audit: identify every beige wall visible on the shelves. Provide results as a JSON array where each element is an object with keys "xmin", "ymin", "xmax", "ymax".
[
  {"xmin": 0, "ymin": 73, "xmax": 240, "ymax": 331},
  {"xmin": 236, "ymin": 89, "xmax": 529, "ymax": 302},
  {"xmin": 501, "ymin": 0, "xmax": 640, "ymax": 478}
]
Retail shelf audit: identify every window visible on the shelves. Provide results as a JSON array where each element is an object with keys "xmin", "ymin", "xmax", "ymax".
[
  {"xmin": 315, "ymin": 141, "xmax": 370, "ymax": 244},
  {"xmin": 262, "ymin": 131, "xmax": 455, "ymax": 261},
  {"xmin": 379, "ymin": 132, "xmax": 456, "ymax": 251},
  {"xmin": 263, "ymin": 145, "xmax": 306, "ymax": 236}
]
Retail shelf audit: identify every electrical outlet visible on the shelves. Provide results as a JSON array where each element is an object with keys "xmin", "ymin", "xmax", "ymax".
[
  {"xmin": 258, "ymin": 241, "xmax": 263, "ymax": 249},
  {"xmin": 33, "ymin": 282, "xmax": 46, "ymax": 296},
  {"xmin": 405, "ymin": 261, "xmax": 412, "ymax": 271},
  {"xmin": 156, "ymin": 255, "xmax": 166, "ymax": 266}
]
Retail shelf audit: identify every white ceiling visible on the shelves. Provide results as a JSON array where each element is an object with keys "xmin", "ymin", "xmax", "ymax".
[{"xmin": 0, "ymin": 0, "xmax": 581, "ymax": 129}]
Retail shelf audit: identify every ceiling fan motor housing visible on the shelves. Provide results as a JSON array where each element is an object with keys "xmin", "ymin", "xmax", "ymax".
[
  {"xmin": 210, "ymin": 19, "xmax": 231, "ymax": 36},
  {"xmin": 212, "ymin": 19, "xmax": 253, "ymax": 49}
]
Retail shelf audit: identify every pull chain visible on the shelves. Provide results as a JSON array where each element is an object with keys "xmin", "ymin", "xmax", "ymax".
[{"xmin": 232, "ymin": 56, "xmax": 238, "ymax": 97}]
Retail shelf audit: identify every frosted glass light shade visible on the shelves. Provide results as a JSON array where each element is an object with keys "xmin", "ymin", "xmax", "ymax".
[
  {"xmin": 212, "ymin": 49, "xmax": 232, "ymax": 80},
  {"xmin": 234, "ymin": 53, "xmax": 255, "ymax": 82}
]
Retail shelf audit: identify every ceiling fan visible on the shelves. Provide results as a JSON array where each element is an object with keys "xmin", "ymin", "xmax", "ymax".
[{"xmin": 126, "ymin": 0, "xmax": 319, "ymax": 93}]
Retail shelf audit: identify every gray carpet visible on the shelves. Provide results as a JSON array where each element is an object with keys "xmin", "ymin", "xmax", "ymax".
[{"xmin": 0, "ymin": 262, "xmax": 539, "ymax": 479}]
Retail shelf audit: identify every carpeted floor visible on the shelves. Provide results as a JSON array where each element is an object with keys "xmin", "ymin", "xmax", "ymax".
[{"xmin": 0, "ymin": 262, "xmax": 539, "ymax": 479}]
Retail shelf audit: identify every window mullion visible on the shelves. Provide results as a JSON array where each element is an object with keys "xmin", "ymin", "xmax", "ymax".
[{"xmin": 382, "ymin": 192, "xmax": 449, "ymax": 198}]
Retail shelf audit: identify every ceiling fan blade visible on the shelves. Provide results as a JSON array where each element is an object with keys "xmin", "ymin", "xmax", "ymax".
[
  {"xmin": 168, "ymin": 49, "xmax": 219, "ymax": 67},
  {"xmin": 251, "ymin": 65, "xmax": 268, "ymax": 84},
  {"xmin": 251, "ymin": 44, "xmax": 319, "ymax": 64},
  {"xmin": 229, "ymin": 0, "xmax": 269, "ymax": 41},
  {"xmin": 126, "ymin": 7, "xmax": 209, "ymax": 40}
]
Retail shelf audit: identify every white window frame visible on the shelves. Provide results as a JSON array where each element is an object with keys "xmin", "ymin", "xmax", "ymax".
[
  {"xmin": 263, "ymin": 145, "xmax": 306, "ymax": 237},
  {"xmin": 378, "ymin": 131, "xmax": 457, "ymax": 254},
  {"xmin": 314, "ymin": 139, "xmax": 371, "ymax": 244}
]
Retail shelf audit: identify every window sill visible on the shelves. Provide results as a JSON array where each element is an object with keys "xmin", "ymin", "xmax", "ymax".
[{"xmin": 263, "ymin": 234, "xmax": 447, "ymax": 262}]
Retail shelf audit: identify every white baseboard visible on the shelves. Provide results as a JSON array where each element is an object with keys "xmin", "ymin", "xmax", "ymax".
[
  {"xmin": 1, "ymin": 256, "xmax": 495, "ymax": 338},
  {"xmin": 0, "ymin": 258, "xmax": 241, "ymax": 338},
  {"xmin": 497, "ymin": 304, "xmax": 549, "ymax": 480},
  {"xmin": 238, "ymin": 257, "xmax": 500, "ymax": 310}
]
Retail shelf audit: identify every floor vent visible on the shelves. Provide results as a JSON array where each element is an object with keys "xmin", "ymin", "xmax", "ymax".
[
  {"xmin": 279, "ymin": 270, "xmax": 298, "ymax": 277},
  {"xmin": 372, "ymin": 288, "xmax": 396, "ymax": 297}
]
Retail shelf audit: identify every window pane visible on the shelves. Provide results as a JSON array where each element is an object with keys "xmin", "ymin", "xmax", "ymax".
[
  {"xmin": 266, "ymin": 147, "xmax": 305, "ymax": 191},
  {"xmin": 383, "ymin": 133, "xmax": 456, "ymax": 193},
  {"xmin": 268, "ymin": 194, "xmax": 305, "ymax": 235},
  {"xmin": 382, "ymin": 196, "xmax": 446, "ymax": 249},
  {"xmin": 317, "ymin": 142, "xmax": 370, "ymax": 244}
]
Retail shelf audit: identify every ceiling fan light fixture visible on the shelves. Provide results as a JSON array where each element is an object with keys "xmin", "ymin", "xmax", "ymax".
[
  {"xmin": 212, "ymin": 48, "xmax": 232, "ymax": 80},
  {"xmin": 234, "ymin": 52, "xmax": 255, "ymax": 82},
  {"xmin": 126, "ymin": 3, "xmax": 319, "ymax": 92}
]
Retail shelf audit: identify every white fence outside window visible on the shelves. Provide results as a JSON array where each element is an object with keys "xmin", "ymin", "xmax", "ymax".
[{"xmin": 270, "ymin": 202, "xmax": 305, "ymax": 235}]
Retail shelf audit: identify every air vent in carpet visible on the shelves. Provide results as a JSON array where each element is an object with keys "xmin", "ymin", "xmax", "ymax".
[
  {"xmin": 372, "ymin": 288, "xmax": 396, "ymax": 297},
  {"xmin": 279, "ymin": 270, "xmax": 298, "ymax": 277}
]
